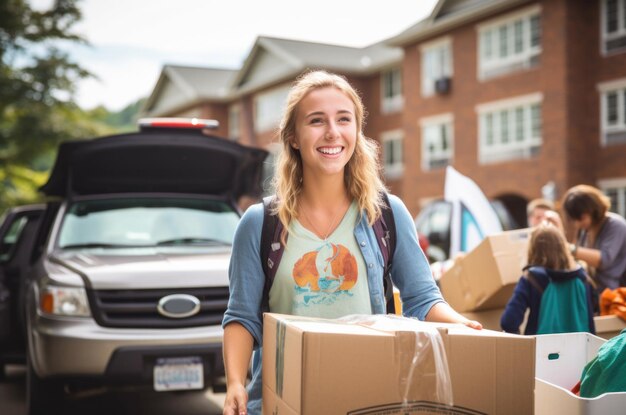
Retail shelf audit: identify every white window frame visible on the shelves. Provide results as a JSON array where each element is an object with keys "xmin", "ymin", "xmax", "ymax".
[
  {"xmin": 601, "ymin": 0, "xmax": 626, "ymax": 55},
  {"xmin": 228, "ymin": 103, "xmax": 241, "ymax": 141},
  {"xmin": 419, "ymin": 113, "xmax": 454, "ymax": 171},
  {"xmin": 476, "ymin": 5, "xmax": 542, "ymax": 81},
  {"xmin": 420, "ymin": 36, "xmax": 453, "ymax": 98},
  {"xmin": 598, "ymin": 77, "xmax": 626, "ymax": 146},
  {"xmin": 381, "ymin": 67, "xmax": 403, "ymax": 114},
  {"xmin": 254, "ymin": 84, "xmax": 290, "ymax": 133},
  {"xmin": 381, "ymin": 129, "xmax": 404, "ymax": 179},
  {"xmin": 598, "ymin": 177, "xmax": 626, "ymax": 217},
  {"xmin": 476, "ymin": 93, "xmax": 543, "ymax": 164}
]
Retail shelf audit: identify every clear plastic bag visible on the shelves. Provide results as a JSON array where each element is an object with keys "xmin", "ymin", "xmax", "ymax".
[{"xmin": 339, "ymin": 314, "xmax": 454, "ymax": 409}]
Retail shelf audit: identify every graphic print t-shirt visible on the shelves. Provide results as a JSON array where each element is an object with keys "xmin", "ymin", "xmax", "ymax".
[{"xmin": 268, "ymin": 202, "xmax": 372, "ymax": 318}]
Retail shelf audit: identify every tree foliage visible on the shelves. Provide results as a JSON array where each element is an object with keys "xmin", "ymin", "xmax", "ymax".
[{"xmin": 0, "ymin": 0, "xmax": 104, "ymax": 211}]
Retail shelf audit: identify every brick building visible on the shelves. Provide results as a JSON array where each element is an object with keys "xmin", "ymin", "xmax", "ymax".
[{"xmin": 143, "ymin": 0, "xmax": 626, "ymax": 224}]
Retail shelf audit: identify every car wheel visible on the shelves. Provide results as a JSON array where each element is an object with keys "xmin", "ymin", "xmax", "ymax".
[{"xmin": 26, "ymin": 355, "xmax": 64, "ymax": 415}]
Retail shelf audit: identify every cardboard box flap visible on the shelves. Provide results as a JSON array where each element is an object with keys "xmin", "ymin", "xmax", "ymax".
[{"xmin": 263, "ymin": 314, "xmax": 304, "ymax": 413}]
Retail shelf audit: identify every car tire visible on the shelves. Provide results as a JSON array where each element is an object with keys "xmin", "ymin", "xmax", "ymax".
[{"xmin": 26, "ymin": 355, "xmax": 64, "ymax": 415}]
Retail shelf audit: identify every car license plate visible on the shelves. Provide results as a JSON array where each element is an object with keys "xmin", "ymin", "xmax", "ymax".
[{"xmin": 153, "ymin": 356, "xmax": 204, "ymax": 391}]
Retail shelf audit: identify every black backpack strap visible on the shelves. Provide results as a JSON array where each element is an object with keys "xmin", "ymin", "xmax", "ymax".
[
  {"xmin": 260, "ymin": 196, "xmax": 286, "ymax": 312},
  {"xmin": 261, "ymin": 194, "xmax": 397, "ymax": 314},
  {"xmin": 373, "ymin": 192, "xmax": 397, "ymax": 314},
  {"xmin": 523, "ymin": 266, "xmax": 544, "ymax": 295}
]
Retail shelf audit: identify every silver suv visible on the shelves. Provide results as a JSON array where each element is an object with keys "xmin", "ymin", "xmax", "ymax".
[{"xmin": 0, "ymin": 119, "xmax": 267, "ymax": 414}]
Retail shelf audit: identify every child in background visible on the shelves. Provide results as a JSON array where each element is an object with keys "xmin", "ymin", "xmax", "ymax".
[{"xmin": 501, "ymin": 225, "xmax": 596, "ymax": 335}]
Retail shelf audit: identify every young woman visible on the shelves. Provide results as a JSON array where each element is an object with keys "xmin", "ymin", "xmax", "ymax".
[
  {"xmin": 562, "ymin": 184, "xmax": 626, "ymax": 292},
  {"xmin": 221, "ymin": 70, "xmax": 481, "ymax": 415},
  {"xmin": 500, "ymin": 225, "xmax": 596, "ymax": 335}
]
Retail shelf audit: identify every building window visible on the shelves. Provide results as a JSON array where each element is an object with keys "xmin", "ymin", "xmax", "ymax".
[
  {"xmin": 477, "ymin": 93, "xmax": 542, "ymax": 164},
  {"xmin": 420, "ymin": 113, "xmax": 453, "ymax": 171},
  {"xmin": 599, "ymin": 178, "xmax": 626, "ymax": 217},
  {"xmin": 477, "ymin": 5, "xmax": 541, "ymax": 80},
  {"xmin": 254, "ymin": 85, "xmax": 290, "ymax": 133},
  {"xmin": 602, "ymin": 0, "xmax": 626, "ymax": 54},
  {"xmin": 228, "ymin": 104, "xmax": 240, "ymax": 141},
  {"xmin": 381, "ymin": 68, "xmax": 403, "ymax": 113},
  {"xmin": 421, "ymin": 37, "xmax": 452, "ymax": 97},
  {"xmin": 598, "ymin": 78, "xmax": 626, "ymax": 146},
  {"xmin": 381, "ymin": 130, "xmax": 404, "ymax": 179}
]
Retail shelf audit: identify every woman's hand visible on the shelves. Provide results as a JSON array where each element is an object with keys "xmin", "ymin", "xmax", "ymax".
[
  {"xmin": 425, "ymin": 302, "xmax": 483, "ymax": 329},
  {"xmin": 223, "ymin": 382, "xmax": 248, "ymax": 415},
  {"xmin": 542, "ymin": 210, "xmax": 565, "ymax": 233},
  {"xmin": 222, "ymin": 323, "xmax": 254, "ymax": 415},
  {"xmin": 462, "ymin": 319, "xmax": 483, "ymax": 330}
]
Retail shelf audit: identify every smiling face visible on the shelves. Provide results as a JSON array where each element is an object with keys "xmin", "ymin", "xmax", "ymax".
[{"xmin": 293, "ymin": 87, "xmax": 357, "ymax": 180}]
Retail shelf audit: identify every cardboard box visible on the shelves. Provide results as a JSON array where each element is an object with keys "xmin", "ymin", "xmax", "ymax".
[
  {"xmin": 461, "ymin": 308, "xmax": 504, "ymax": 331},
  {"xmin": 263, "ymin": 313, "xmax": 535, "ymax": 415},
  {"xmin": 593, "ymin": 315, "xmax": 626, "ymax": 340},
  {"xmin": 439, "ymin": 228, "xmax": 530, "ymax": 312},
  {"xmin": 535, "ymin": 332, "xmax": 626, "ymax": 414},
  {"xmin": 461, "ymin": 308, "xmax": 529, "ymax": 333}
]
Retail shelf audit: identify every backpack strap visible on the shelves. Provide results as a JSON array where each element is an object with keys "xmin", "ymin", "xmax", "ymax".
[
  {"xmin": 524, "ymin": 267, "xmax": 544, "ymax": 295},
  {"xmin": 373, "ymin": 192, "xmax": 397, "ymax": 314},
  {"xmin": 260, "ymin": 196, "xmax": 286, "ymax": 312}
]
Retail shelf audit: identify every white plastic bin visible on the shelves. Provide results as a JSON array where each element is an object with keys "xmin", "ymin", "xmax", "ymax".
[{"xmin": 535, "ymin": 332, "xmax": 626, "ymax": 414}]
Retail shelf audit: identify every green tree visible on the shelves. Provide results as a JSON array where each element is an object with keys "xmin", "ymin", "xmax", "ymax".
[{"xmin": 0, "ymin": 0, "xmax": 102, "ymax": 211}]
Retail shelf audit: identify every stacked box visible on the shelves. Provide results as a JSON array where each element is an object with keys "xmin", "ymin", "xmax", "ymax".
[
  {"xmin": 439, "ymin": 228, "xmax": 530, "ymax": 312},
  {"xmin": 593, "ymin": 315, "xmax": 626, "ymax": 340}
]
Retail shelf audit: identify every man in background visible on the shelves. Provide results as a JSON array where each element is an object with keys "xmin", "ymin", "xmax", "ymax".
[{"xmin": 527, "ymin": 198, "xmax": 559, "ymax": 228}]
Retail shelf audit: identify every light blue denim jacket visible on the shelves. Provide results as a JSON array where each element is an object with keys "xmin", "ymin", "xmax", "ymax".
[{"xmin": 222, "ymin": 194, "xmax": 445, "ymax": 413}]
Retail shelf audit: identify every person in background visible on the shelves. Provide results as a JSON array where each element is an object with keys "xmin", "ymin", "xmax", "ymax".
[
  {"xmin": 221, "ymin": 70, "xmax": 481, "ymax": 415},
  {"xmin": 500, "ymin": 225, "xmax": 595, "ymax": 335},
  {"xmin": 562, "ymin": 184, "xmax": 626, "ymax": 292},
  {"xmin": 527, "ymin": 198, "xmax": 556, "ymax": 227}
]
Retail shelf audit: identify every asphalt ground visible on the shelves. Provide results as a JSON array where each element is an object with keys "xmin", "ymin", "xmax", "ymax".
[{"xmin": 0, "ymin": 364, "xmax": 227, "ymax": 415}]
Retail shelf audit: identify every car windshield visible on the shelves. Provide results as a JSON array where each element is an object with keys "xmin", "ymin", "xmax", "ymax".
[{"xmin": 57, "ymin": 197, "xmax": 239, "ymax": 249}]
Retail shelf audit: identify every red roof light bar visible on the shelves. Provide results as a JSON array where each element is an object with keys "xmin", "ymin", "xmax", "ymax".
[{"xmin": 138, "ymin": 117, "xmax": 219, "ymax": 130}]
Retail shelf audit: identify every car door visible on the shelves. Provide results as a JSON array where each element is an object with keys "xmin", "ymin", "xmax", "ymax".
[
  {"xmin": 415, "ymin": 200, "xmax": 452, "ymax": 262},
  {"xmin": 0, "ymin": 205, "xmax": 44, "ymax": 359}
]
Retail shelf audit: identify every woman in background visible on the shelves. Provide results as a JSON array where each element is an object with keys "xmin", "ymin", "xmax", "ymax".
[{"xmin": 562, "ymin": 184, "xmax": 626, "ymax": 292}]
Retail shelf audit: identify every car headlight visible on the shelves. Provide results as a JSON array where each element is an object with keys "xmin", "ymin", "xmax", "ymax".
[{"xmin": 40, "ymin": 285, "xmax": 91, "ymax": 317}]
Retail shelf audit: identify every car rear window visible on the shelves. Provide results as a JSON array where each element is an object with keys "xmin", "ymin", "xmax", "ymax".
[{"xmin": 57, "ymin": 197, "xmax": 239, "ymax": 249}]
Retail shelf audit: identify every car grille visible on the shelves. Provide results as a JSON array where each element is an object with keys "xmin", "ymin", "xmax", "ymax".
[{"xmin": 87, "ymin": 287, "xmax": 229, "ymax": 329}]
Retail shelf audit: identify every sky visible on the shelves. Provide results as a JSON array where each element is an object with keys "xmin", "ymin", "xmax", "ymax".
[{"xmin": 34, "ymin": 0, "xmax": 438, "ymax": 111}]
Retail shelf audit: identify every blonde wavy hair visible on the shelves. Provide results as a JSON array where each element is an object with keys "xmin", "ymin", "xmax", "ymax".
[{"xmin": 270, "ymin": 70, "xmax": 387, "ymax": 234}]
